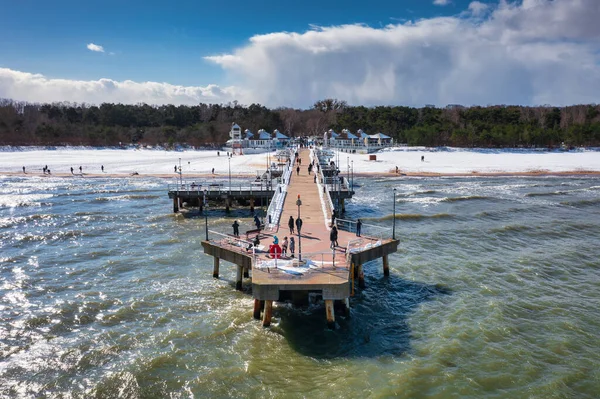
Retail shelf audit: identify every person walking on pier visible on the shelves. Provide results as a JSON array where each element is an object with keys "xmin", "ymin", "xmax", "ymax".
[
  {"xmin": 282, "ymin": 237, "xmax": 288, "ymax": 257},
  {"xmin": 289, "ymin": 237, "xmax": 295, "ymax": 258},
  {"xmin": 232, "ymin": 220, "xmax": 240, "ymax": 237},
  {"xmin": 295, "ymin": 217, "xmax": 303, "ymax": 234},
  {"xmin": 288, "ymin": 216, "xmax": 295, "ymax": 234},
  {"xmin": 101, "ymin": 165, "xmax": 104, "ymax": 173},
  {"xmin": 296, "ymin": 166, "xmax": 300, "ymax": 176},
  {"xmin": 356, "ymin": 219, "xmax": 362, "ymax": 237},
  {"xmin": 22, "ymin": 166, "xmax": 26, "ymax": 174},
  {"xmin": 254, "ymin": 215, "xmax": 261, "ymax": 230},
  {"xmin": 330, "ymin": 226, "xmax": 339, "ymax": 248}
]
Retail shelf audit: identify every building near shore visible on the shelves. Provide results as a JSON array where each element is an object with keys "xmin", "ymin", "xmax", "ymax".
[
  {"xmin": 323, "ymin": 128, "xmax": 394, "ymax": 153},
  {"xmin": 223, "ymin": 123, "xmax": 291, "ymax": 154}
]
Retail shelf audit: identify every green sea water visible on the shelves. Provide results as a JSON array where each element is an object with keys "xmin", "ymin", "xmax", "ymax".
[{"xmin": 1, "ymin": 175, "xmax": 599, "ymax": 398}]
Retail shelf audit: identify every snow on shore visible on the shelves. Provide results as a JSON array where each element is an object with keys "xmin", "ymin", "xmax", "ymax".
[{"xmin": 0, "ymin": 146, "xmax": 599, "ymax": 176}]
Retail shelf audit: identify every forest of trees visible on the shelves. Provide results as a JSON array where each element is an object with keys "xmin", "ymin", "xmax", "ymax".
[{"xmin": 0, "ymin": 97, "xmax": 599, "ymax": 148}]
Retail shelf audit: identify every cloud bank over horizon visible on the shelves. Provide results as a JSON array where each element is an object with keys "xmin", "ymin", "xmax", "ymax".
[
  {"xmin": 1, "ymin": 0, "xmax": 599, "ymax": 108},
  {"xmin": 0, "ymin": 68, "xmax": 244, "ymax": 106}
]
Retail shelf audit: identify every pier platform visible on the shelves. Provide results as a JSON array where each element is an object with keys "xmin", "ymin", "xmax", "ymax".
[{"xmin": 200, "ymin": 148, "xmax": 399, "ymax": 328}]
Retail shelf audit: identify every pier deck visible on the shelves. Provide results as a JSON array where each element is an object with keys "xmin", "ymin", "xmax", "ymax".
[{"xmin": 201, "ymin": 148, "xmax": 399, "ymax": 328}]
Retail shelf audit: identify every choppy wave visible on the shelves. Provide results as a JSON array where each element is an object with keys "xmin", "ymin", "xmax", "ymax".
[
  {"xmin": 0, "ymin": 194, "xmax": 54, "ymax": 207},
  {"xmin": 0, "ymin": 214, "xmax": 56, "ymax": 228},
  {"xmin": 441, "ymin": 195, "xmax": 490, "ymax": 203},
  {"xmin": 93, "ymin": 194, "xmax": 160, "ymax": 202},
  {"xmin": 525, "ymin": 191, "xmax": 569, "ymax": 197},
  {"xmin": 372, "ymin": 213, "xmax": 454, "ymax": 221},
  {"xmin": 560, "ymin": 198, "xmax": 600, "ymax": 207}
]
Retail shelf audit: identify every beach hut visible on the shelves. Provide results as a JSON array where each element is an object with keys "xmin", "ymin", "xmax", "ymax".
[
  {"xmin": 338, "ymin": 129, "xmax": 358, "ymax": 147},
  {"xmin": 272, "ymin": 129, "xmax": 290, "ymax": 148},
  {"xmin": 369, "ymin": 132, "xmax": 392, "ymax": 146}
]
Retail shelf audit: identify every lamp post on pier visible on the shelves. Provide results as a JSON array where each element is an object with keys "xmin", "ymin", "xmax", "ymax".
[
  {"xmin": 393, "ymin": 188, "xmax": 397, "ymax": 240},
  {"xmin": 296, "ymin": 194, "xmax": 302, "ymax": 262},
  {"xmin": 178, "ymin": 157, "xmax": 182, "ymax": 186},
  {"xmin": 204, "ymin": 189, "xmax": 209, "ymax": 240},
  {"xmin": 228, "ymin": 153, "xmax": 232, "ymax": 195},
  {"xmin": 351, "ymin": 160, "xmax": 354, "ymax": 192}
]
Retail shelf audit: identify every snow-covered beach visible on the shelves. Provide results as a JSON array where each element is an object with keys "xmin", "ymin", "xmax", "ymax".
[{"xmin": 1, "ymin": 146, "xmax": 599, "ymax": 178}]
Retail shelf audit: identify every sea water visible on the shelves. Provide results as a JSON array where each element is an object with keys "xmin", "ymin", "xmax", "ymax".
[{"xmin": 1, "ymin": 175, "xmax": 599, "ymax": 398}]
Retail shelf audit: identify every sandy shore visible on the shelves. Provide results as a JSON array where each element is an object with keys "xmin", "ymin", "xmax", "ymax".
[{"xmin": 3, "ymin": 170, "xmax": 600, "ymax": 179}]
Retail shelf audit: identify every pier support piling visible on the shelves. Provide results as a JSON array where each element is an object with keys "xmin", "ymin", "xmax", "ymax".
[
  {"xmin": 325, "ymin": 299, "xmax": 335, "ymax": 329},
  {"xmin": 263, "ymin": 300, "xmax": 273, "ymax": 327},
  {"xmin": 236, "ymin": 265, "xmax": 243, "ymax": 291},
  {"xmin": 250, "ymin": 198, "xmax": 255, "ymax": 213},
  {"xmin": 358, "ymin": 264, "xmax": 365, "ymax": 289},
  {"xmin": 243, "ymin": 266, "xmax": 250, "ymax": 278},
  {"xmin": 173, "ymin": 197, "xmax": 179, "ymax": 213},
  {"xmin": 213, "ymin": 257, "xmax": 220, "ymax": 278},
  {"xmin": 253, "ymin": 299, "xmax": 263, "ymax": 320},
  {"xmin": 383, "ymin": 255, "xmax": 389, "ymax": 277},
  {"xmin": 341, "ymin": 198, "xmax": 345, "ymax": 213},
  {"xmin": 344, "ymin": 298, "xmax": 351, "ymax": 317}
]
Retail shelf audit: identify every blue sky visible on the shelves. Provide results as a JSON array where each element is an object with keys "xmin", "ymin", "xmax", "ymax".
[
  {"xmin": 0, "ymin": 0, "xmax": 492, "ymax": 86},
  {"xmin": 0, "ymin": 0, "xmax": 599, "ymax": 108}
]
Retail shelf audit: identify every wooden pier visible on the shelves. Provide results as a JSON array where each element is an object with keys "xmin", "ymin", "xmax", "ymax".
[{"xmin": 199, "ymin": 148, "xmax": 399, "ymax": 328}]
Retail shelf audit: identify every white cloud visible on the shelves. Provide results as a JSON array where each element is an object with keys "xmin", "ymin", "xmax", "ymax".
[
  {"xmin": 2, "ymin": 0, "xmax": 600, "ymax": 108},
  {"xmin": 433, "ymin": 0, "xmax": 451, "ymax": 5},
  {"xmin": 0, "ymin": 68, "xmax": 244, "ymax": 105},
  {"xmin": 206, "ymin": 0, "xmax": 600, "ymax": 107},
  {"xmin": 86, "ymin": 43, "xmax": 105, "ymax": 53},
  {"xmin": 468, "ymin": 1, "xmax": 488, "ymax": 16}
]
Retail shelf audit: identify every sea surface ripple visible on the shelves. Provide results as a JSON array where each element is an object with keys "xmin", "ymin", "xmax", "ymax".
[{"xmin": 1, "ymin": 174, "xmax": 599, "ymax": 398}]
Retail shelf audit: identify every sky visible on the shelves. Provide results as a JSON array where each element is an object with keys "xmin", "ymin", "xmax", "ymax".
[{"xmin": 0, "ymin": 0, "xmax": 599, "ymax": 108}]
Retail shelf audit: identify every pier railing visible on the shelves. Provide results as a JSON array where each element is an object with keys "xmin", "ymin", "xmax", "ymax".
[
  {"xmin": 207, "ymin": 230, "xmax": 255, "ymax": 253},
  {"xmin": 336, "ymin": 218, "xmax": 391, "ymax": 241},
  {"xmin": 312, "ymin": 149, "xmax": 335, "ymax": 228},
  {"xmin": 346, "ymin": 236, "xmax": 384, "ymax": 255},
  {"xmin": 168, "ymin": 181, "xmax": 272, "ymax": 194},
  {"xmin": 265, "ymin": 148, "xmax": 296, "ymax": 231},
  {"xmin": 253, "ymin": 250, "xmax": 350, "ymax": 273}
]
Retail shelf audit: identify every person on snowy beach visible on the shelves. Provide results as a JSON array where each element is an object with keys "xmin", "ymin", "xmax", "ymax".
[{"xmin": 288, "ymin": 216, "xmax": 295, "ymax": 234}]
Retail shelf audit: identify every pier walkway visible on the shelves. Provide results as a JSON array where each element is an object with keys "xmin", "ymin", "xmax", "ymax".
[{"xmin": 201, "ymin": 148, "xmax": 399, "ymax": 328}]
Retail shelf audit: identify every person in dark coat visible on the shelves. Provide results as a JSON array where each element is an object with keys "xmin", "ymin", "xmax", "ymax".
[
  {"xmin": 295, "ymin": 217, "xmax": 303, "ymax": 233},
  {"xmin": 296, "ymin": 166, "xmax": 300, "ymax": 175},
  {"xmin": 356, "ymin": 219, "xmax": 362, "ymax": 237},
  {"xmin": 232, "ymin": 220, "xmax": 240, "ymax": 237},
  {"xmin": 330, "ymin": 226, "xmax": 338, "ymax": 248},
  {"xmin": 288, "ymin": 216, "xmax": 295, "ymax": 234},
  {"xmin": 254, "ymin": 215, "xmax": 261, "ymax": 230}
]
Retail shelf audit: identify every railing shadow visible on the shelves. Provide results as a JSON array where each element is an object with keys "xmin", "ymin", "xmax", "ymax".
[{"xmin": 274, "ymin": 273, "xmax": 451, "ymax": 359}]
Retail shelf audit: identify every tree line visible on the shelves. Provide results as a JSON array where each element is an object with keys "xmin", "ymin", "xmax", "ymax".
[{"xmin": 0, "ymin": 98, "xmax": 598, "ymax": 147}]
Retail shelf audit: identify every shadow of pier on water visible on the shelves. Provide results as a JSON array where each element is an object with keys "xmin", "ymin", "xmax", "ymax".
[{"xmin": 274, "ymin": 274, "xmax": 451, "ymax": 360}]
